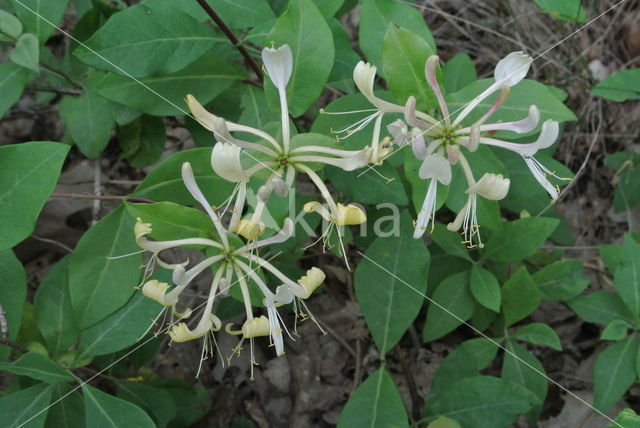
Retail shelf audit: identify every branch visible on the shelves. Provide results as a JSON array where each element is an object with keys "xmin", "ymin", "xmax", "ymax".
[{"xmin": 195, "ymin": 0, "xmax": 264, "ymax": 82}]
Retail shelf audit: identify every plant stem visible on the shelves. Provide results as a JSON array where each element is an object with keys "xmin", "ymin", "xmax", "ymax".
[
  {"xmin": 195, "ymin": 0, "xmax": 264, "ymax": 82},
  {"xmin": 28, "ymin": 85, "xmax": 83, "ymax": 96},
  {"xmin": 40, "ymin": 63, "xmax": 83, "ymax": 89},
  {"xmin": 50, "ymin": 192, "xmax": 155, "ymax": 204}
]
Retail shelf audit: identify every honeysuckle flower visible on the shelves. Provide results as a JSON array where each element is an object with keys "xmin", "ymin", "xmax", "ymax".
[
  {"xmin": 134, "ymin": 162, "xmax": 327, "ymax": 377},
  {"xmin": 350, "ymin": 51, "xmax": 569, "ymax": 241},
  {"xmin": 186, "ymin": 45, "xmax": 376, "ymax": 245}
]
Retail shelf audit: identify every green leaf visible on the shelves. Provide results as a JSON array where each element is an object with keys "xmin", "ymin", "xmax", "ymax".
[
  {"xmin": 470, "ymin": 265, "xmax": 501, "ymax": 312},
  {"xmin": 426, "ymin": 376, "xmax": 538, "ymax": 428},
  {"xmin": 0, "ymin": 352, "xmax": 75, "ymax": 383},
  {"xmin": 0, "ymin": 9, "xmax": 22, "ymax": 39},
  {"xmin": 422, "ymin": 271, "xmax": 474, "ymax": 342},
  {"xmin": 0, "ymin": 141, "xmax": 69, "ymax": 250},
  {"xmin": 58, "ymin": 89, "xmax": 114, "ymax": 159},
  {"xmin": 149, "ymin": 0, "xmax": 276, "ymax": 29},
  {"xmin": 34, "ymin": 256, "xmax": 80, "ymax": 355},
  {"xmin": 382, "ymin": 25, "xmax": 436, "ymax": 110},
  {"xmin": 45, "ymin": 383, "xmax": 85, "ymax": 428},
  {"xmin": 359, "ymin": 0, "xmax": 435, "ymax": 71},
  {"xmin": 483, "ymin": 217, "xmax": 559, "ymax": 263},
  {"xmin": 428, "ymin": 338, "xmax": 498, "ymax": 406},
  {"xmin": 10, "ymin": 0, "xmax": 69, "ymax": 43},
  {"xmin": 337, "ymin": 367, "xmax": 408, "ymax": 428},
  {"xmin": 10, "ymin": 33, "xmax": 39, "ymax": 72},
  {"xmin": 534, "ymin": 0, "xmax": 586, "ymax": 22},
  {"xmin": 154, "ymin": 379, "xmax": 211, "ymax": 427},
  {"xmin": 532, "ymin": 259, "xmax": 589, "ymax": 301},
  {"xmin": 448, "ymin": 79, "xmax": 577, "ymax": 129},
  {"xmin": 0, "ymin": 250, "xmax": 26, "ymax": 355},
  {"xmin": 117, "ymin": 115, "xmax": 165, "ymax": 167},
  {"xmin": 265, "ymin": 0, "xmax": 334, "ymax": 117},
  {"xmin": 115, "ymin": 381, "xmax": 176, "ymax": 428},
  {"xmin": 427, "ymin": 417, "xmax": 461, "ymax": 428},
  {"xmin": 601, "ymin": 319, "xmax": 631, "ymax": 341},
  {"xmin": 125, "ymin": 201, "xmax": 214, "ymax": 241},
  {"xmin": 133, "ymin": 148, "xmax": 235, "ymax": 205},
  {"xmin": 355, "ymin": 211, "xmax": 429, "ymax": 354},
  {"xmin": 75, "ymin": 3, "xmax": 220, "ymax": 77},
  {"xmin": 501, "ymin": 340, "xmax": 547, "ymax": 420},
  {"xmin": 594, "ymin": 337, "xmax": 639, "ymax": 412},
  {"xmin": 326, "ymin": 163, "xmax": 408, "ymax": 205},
  {"xmin": 511, "ymin": 323, "xmax": 561, "ymax": 350},
  {"xmin": 607, "ymin": 151, "xmax": 640, "ymax": 212},
  {"xmin": 501, "ymin": 267, "xmax": 540, "ymax": 327},
  {"xmin": 0, "ymin": 54, "xmax": 37, "ymax": 118},
  {"xmin": 614, "ymin": 237, "xmax": 640, "ymax": 317},
  {"xmin": 239, "ymin": 86, "xmax": 279, "ymax": 130},
  {"xmin": 95, "ymin": 53, "xmax": 246, "ymax": 116},
  {"xmin": 327, "ymin": 18, "xmax": 360, "ymax": 82},
  {"xmin": 443, "ymin": 53, "xmax": 477, "ymax": 94},
  {"xmin": 593, "ymin": 69, "xmax": 640, "ymax": 102},
  {"xmin": 429, "ymin": 223, "xmax": 472, "ymax": 261},
  {"xmin": 68, "ymin": 206, "xmax": 142, "ymax": 330},
  {"xmin": 606, "ymin": 408, "xmax": 640, "ymax": 428},
  {"xmin": 0, "ymin": 383, "xmax": 55, "ymax": 428},
  {"xmin": 83, "ymin": 385, "xmax": 155, "ymax": 428},
  {"xmin": 77, "ymin": 291, "xmax": 161, "ymax": 359},
  {"xmin": 568, "ymin": 291, "xmax": 636, "ymax": 326}
]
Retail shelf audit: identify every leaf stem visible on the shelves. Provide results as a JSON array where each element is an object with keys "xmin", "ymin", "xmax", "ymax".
[
  {"xmin": 195, "ymin": 0, "xmax": 264, "ymax": 82},
  {"xmin": 50, "ymin": 192, "xmax": 155, "ymax": 204}
]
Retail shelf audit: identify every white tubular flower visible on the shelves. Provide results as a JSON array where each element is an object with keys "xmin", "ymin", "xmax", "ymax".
[
  {"xmin": 212, "ymin": 142, "xmax": 246, "ymax": 182},
  {"xmin": 297, "ymin": 267, "xmax": 325, "ymax": 299},
  {"xmin": 266, "ymin": 305, "xmax": 285, "ymax": 356},
  {"xmin": 304, "ymin": 201, "xmax": 367, "ymax": 226},
  {"xmin": 414, "ymin": 154, "xmax": 452, "ymax": 239},
  {"xmin": 494, "ymin": 51, "xmax": 533, "ymax": 88},
  {"xmin": 262, "ymin": 45, "xmax": 293, "ymax": 91},
  {"xmin": 387, "ymin": 119, "xmax": 408, "ymax": 145},
  {"xmin": 467, "ymin": 173, "xmax": 511, "ymax": 201}
]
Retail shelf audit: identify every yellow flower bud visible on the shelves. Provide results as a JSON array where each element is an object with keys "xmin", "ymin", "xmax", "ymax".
[{"xmin": 134, "ymin": 218, "xmax": 152, "ymax": 240}]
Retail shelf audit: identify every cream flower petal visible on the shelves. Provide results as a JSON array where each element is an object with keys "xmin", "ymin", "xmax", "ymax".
[
  {"xmin": 494, "ymin": 51, "xmax": 532, "ymax": 88},
  {"xmin": 467, "ymin": 173, "xmax": 511, "ymax": 200},
  {"xmin": 262, "ymin": 45, "xmax": 293, "ymax": 91}
]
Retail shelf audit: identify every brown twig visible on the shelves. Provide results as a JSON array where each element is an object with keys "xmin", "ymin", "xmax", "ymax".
[
  {"xmin": 28, "ymin": 85, "xmax": 83, "ymax": 96},
  {"xmin": 195, "ymin": 0, "xmax": 264, "ymax": 82},
  {"xmin": 395, "ymin": 346, "xmax": 422, "ymax": 423},
  {"xmin": 50, "ymin": 192, "xmax": 155, "ymax": 204}
]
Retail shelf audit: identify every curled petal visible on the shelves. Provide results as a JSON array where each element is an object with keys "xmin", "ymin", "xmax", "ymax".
[
  {"xmin": 297, "ymin": 267, "xmax": 325, "ymax": 299},
  {"xmin": 410, "ymin": 128, "xmax": 427, "ymax": 160},
  {"xmin": 169, "ymin": 313, "xmax": 220, "ymax": 342},
  {"xmin": 467, "ymin": 173, "xmax": 511, "ymax": 200},
  {"xmin": 494, "ymin": 51, "xmax": 532, "ymax": 88},
  {"xmin": 234, "ymin": 219, "xmax": 265, "ymax": 240},
  {"xmin": 333, "ymin": 203, "xmax": 367, "ymax": 226},
  {"xmin": 418, "ymin": 153, "xmax": 452, "ymax": 184},
  {"xmin": 535, "ymin": 119, "xmax": 559, "ymax": 150},
  {"xmin": 141, "ymin": 280, "xmax": 171, "ymax": 306},
  {"xmin": 387, "ymin": 119, "xmax": 408, "ymax": 146},
  {"xmin": 134, "ymin": 218, "xmax": 152, "ymax": 241},
  {"xmin": 303, "ymin": 201, "xmax": 331, "ymax": 222},
  {"xmin": 212, "ymin": 142, "xmax": 246, "ymax": 182},
  {"xmin": 241, "ymin": 316, "xmax": 270, "ymax": 338},
  {"xmin": 274, "ymin": 285, "xmax": 295, "ymax": 305},
  {"xmin": 262, "ymin": 45, "xmax": 293, "ymax": 91},
  {"xmin": 353, "ymin": 61, "xmax": 378, "ymax": 105}
]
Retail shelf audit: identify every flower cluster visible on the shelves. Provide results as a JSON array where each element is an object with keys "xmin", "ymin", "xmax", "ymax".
[
  {"xmin": 350, "ymin": 51, "xmax": 570, "ymax": 247},
  {"xmin": 134, "ymin": 45, "xmax": 385, "ymax": 376}
]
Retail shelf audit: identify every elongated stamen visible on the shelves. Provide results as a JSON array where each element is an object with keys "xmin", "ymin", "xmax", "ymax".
[
  {"xmin": 165, "ymin": 255, "xmax": 226, "ymax": 304},
  {"xmin": 413, "ymin": 178, "xmax": 438, "ymax": 239},
  {"xmin": 320, "ymin": 108, "xmax": 378, "ymax": 115},
  {"xmin": 452, "ymin": 82, "xmax": 503, "ymax": 127},
  {"xmin": 181, "ymin": 162, "xmax": 229, "ymax": 249},
  {"xmin": 239, "ymin": 253, "xmax": 307, "ymax": 298},
  {"xmin": 229, "ymin": 181, "xmax": 247, "ymax": 232},
  {"xmin": 332, "ymin": 111, "xmax": 382, "ymax": 140}
]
